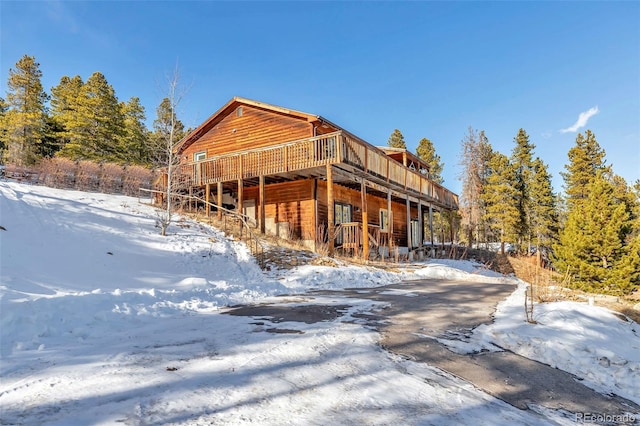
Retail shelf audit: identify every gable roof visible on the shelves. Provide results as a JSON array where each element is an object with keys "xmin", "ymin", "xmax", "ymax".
[{"xmin": 177, "ymin": 97, "xmax": 334, "ymax": 153}]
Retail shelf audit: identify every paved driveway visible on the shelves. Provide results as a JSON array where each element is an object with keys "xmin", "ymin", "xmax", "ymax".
[
  {"xmin": 318, "ymin": 279, "xmax": 639, "ymax": 417},
  {"xmin": 227, "ymin": 278, "xmax": 640, "ymax": 419}
]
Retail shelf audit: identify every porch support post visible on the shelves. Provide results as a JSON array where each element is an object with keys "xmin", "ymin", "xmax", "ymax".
[
  {"xmin": 417, "ymin": 201, "xmax": 423, "ymax": 247},
  {"xmin": 237, "ymin": 178, "xmax": 244, "ymax": 235},
  {"xmin": 406, "ymin": 196, "xmax": 411, "ymax": 249},
  {"xmin": 449, "ymin": 209, "xmax": 455, "ymax": 245},
  {"xmin": 361, "ymin": 179, "xmax": 369, "ymax": 261},
  {"xmin": 327, "ymin": 165, "xmax": 335, "ymax": 256},
  {"xmin": 217, "ymin": 181, "xmax": 223, "ymax": 220},
  {"xmin": 313, "ymin": 179, "xmax": 318, "ymax": 252},
  {"xmin": 205, "ymin": 183, "xmax": 211, "ymax": 217},
  {"xmin": 259, "ymin": 175, "xmax": 265, "ymax": 234},
  {"xmin": 429, "ymin": 203, "xmax": 435, "ymax": 255},
  {"xmin": 387, "ymin": 190, "xmax": 392, "ymax": 257}
]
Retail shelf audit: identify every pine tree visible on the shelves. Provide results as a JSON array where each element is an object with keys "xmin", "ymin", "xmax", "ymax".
[
  {"xmin": 529, "ymin": 158, "xmax": 558, "ymax": 256},
  {"xmin": 119, "ymin": 97, "xmax": 150, "ymax": 165},
  {"xmin": 50, "ymin": 75, "xmax": 84, "ymax": 152},
  {"xmin": 387, "ymin": 129, "xmax": 406, "ymax": 149},
  {"xmin": 3, "ymin": 55, "xmax": 49, "ymax": 166},
  {"xmin": 57, "ymin": 72, "xmax": 123, "ymax": 162},
  {"xmin": 561, "ymin": 130, "xmax": 608, "ymax": 207},
  {"xmin": 554, "ymin": 172, "xmax": 638, "ymax": 295},
  {"xmin": 416, "ymin": 137, "xmax": 444, "ymax": 184},
  {"xmin": 481, "ymin": 150, "xmax": 519, "ymax": 253},
  {"xmin": 510, "ymin": 128, "xmax": 536, "ymax": 253}
]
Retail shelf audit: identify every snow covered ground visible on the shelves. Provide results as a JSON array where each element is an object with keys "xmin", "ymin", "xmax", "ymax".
[{"xmin": 1, "ymin": 181, "xmax": 638, "ymax": 425}]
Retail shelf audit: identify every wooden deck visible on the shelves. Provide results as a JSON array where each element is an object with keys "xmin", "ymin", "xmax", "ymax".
[{"xmin": 177, "ymin": 131, "xmax": 458, "ymax": 210}]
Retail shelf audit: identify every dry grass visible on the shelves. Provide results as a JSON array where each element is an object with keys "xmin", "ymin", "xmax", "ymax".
[{"xmin": 507, "ymin": 256, "xmax": 640, "ymax": 324}]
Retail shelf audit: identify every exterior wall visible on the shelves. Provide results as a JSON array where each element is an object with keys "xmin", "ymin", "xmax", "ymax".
[
  {"xmin": 316, "ymin": 180, "xmax": 419, "ymax": 247},
  {"xmin": 181, "ymin": 105, "xmax": 313, "ymax": 161},
  {"xmin": 243, "ymin": 179, "xmax": 315, "ymax": 246}
]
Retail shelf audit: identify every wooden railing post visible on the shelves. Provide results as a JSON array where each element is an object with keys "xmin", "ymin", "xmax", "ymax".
[{"xmin": 327, "ymin": 164, "xmax": 335, "ymax": 256}]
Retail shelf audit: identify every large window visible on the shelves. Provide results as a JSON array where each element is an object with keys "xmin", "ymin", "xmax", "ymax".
[
  {"xmin": 194, "ymin": 151, "xmax": 206, "ymax": 161},
  {"xmin": 334, "ymin": 202, "xmax": 352, "ymax": 245}
]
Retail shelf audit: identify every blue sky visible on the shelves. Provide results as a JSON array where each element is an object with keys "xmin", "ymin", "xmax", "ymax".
[{"xmin": 2, "ymin": 1, "xmax": 639, "ymax": 195}]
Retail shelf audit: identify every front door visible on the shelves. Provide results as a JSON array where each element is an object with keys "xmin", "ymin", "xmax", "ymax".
[{"xmin": 334, "ymin": 202, "xmax": 352, "ymax": 245}]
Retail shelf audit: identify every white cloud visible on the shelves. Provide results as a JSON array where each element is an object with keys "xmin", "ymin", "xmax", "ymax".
[{"xmin": 560, "ymin": 106, "xmax": 599, "ymax": 133}]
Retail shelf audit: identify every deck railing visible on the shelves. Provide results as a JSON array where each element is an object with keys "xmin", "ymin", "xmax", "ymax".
[{"xmin": 179, "ymin": 131, "xmax": 458, "ymax": 209}]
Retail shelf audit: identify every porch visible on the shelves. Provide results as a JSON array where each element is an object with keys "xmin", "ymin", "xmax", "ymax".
[{"xmin": 175, "ymin": 131, "xmax": 458, "ymax": 259}]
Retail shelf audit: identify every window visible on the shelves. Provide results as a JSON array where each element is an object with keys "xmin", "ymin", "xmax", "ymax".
[
  {"xmin": 237, "ymin": 107, "xmax": 243, "ymax": 117},
  {"xmin": 194, "ymin": 151, "xmax": 206, "ymax": 161},
  {"xmin": 380, "ymin": 209, "xmax": 389, "ymax": 232},
  {"xmin": 410, "ymin": 219, "xmax": 420, "ymax": 248}
]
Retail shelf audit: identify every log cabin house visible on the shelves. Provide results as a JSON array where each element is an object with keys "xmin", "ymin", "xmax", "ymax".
[{"xmin": 174, "ymin": 97, "xmax": 458, "ymax": 260}]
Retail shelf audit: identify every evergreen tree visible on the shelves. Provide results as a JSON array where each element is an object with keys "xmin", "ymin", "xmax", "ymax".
[
  {"xmin": 561, "ymin": 130, "xmax": 608, "ymax": 207},
  {"xmin": 50, "ymin": 75, "xmax": 84, "ymax": 151},
  {"xmin": 2, "ymin": 55, "xmax": 49, "ymax": 166},
  {"xmin": 387, "ymin": 129, "xmax": 406, "ymax": 149},
  {"xmin": 510, "ymin": 128, "xmax": 536, "ymax": 252},
  {"xmin": 481, "ymin": 150, "xmax": 519, "ymax": 253},
  {"xmin": 119, "ymin": 97, "xmax": 150, "ymax": 165},
  {"xmin": 57, "ymin": 72, "xmax": 123, "ymax": 162},
  {"xmin": 554, "ymin": 172, "xmax": 639, "ymax": 295},
  {"xmin": 40, "ymin": 115, "xmax": 64, "ymax": 159},
  {"xmin": 416, "ymin": 137, "xmax": 444, "ymax": 184},
  {"xmin": 529, "ymin": 158, "xmax": 558, "ymax": 255}
]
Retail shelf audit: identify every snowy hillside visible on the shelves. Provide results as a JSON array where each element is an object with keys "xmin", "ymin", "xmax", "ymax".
[{"xmin": 1, "ymin": 181, "xmax": 638, "ymax": 425}]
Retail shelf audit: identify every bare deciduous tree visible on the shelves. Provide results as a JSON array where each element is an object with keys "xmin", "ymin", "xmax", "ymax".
[
  {"xmin": 154, "ymin": 64, "xmax": 188, "ymax": 236},
  {"xmin": 458, "ymin": 127, "xmax": 492, "ymax": 247}
]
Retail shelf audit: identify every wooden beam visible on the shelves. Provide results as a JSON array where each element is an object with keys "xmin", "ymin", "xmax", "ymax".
[
  {"xmin": 327, "ymin": 165, "xmax": 335, "ymax": 256},
  {"xmin": 258, "ymin": 175, "xmax": 265, "ymax": 234},
  {"xmin": 313, "ymin": 179, "xmax": 318, "ymax": 252},
  {"xmin": 417, "ymin": 201, "xmax": 423, "ymax": 247},
  {"xmin": 205, "ymin": 183, "xmax": 211, "ymax": 217},
  {"xmin": 217, "ymin": 181, "xmax": 223, "ymax": 220},
  {"xmin": 406, "ymin": 197, "xmax": 411, "ymax": 249},
  {"xmin": 237, "ymin": 178, "xmax": 244, "ymax": 235},
  {"xmin": 387, "ymin": 190, "xmax": 392, "ymax": 257},
  {"xmin": 429, "ymin": 203, "xmax": 434, "ymax": 246},
  {"xmin": 361, "ymin": 179, "xmax": 369, "ymax": 261},
  {"xmin": 450, "ymin": 209, "xmax": 455, "ymax": 245}
]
